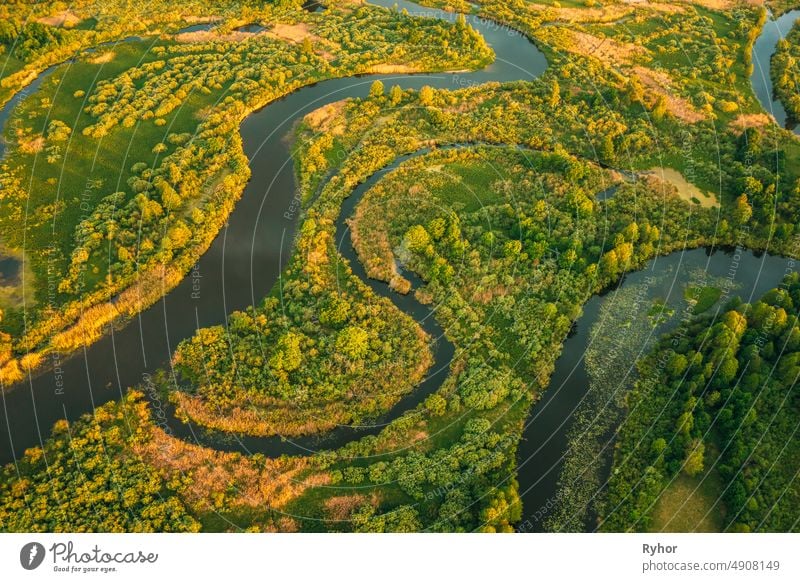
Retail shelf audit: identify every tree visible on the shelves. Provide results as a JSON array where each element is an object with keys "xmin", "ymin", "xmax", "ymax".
[
  {"xmin": 418, "ymin": 85, "xmax": 435, "ymax": 106},
  {"xmin": 666, "ymin": 353, "xmax": 688, "ymax": 377},
  {"xmin": 652, "ymin": 95, "xmax": 667, "ymax": 121},
  {"xmin": 684, "ymin": 440, "xmax": 705, "ymax": 476},
  {"xmin": 390, "ymin": 84, "xmax": 403, "ymax": 106},
  {"xmin": 424, "ymin": 393, "xmax": 447, "ymax": 417},
  {"xmin": 601, "ymin": 134, "xmax": 617, "ymax": 161},
  {"xmin": 369, "ymin": 80, "xmax": 384, "ymax": 99},
  {"xmin": 503, "ymin": 239, "xmax": 522, "ymax": 258},
  {"xmin": 47, "ymin": 120, "xmax": 71, "ymax": 141},
  {"xmin": 651, "ymin": 438, "xmax": 668, "ymax": 456},
  {"xmin": 404, "ymin": 224, "xmax": 432, "ymax": 253},
  {"xmin": 270, "ymin": 332, "xmax": 303, "ymax": 373},
  {"xmin": 614, "ymin": 242, "xmax": 633, "ymax": 268},
  {"xmin": 336, "ymin": 326, "xmax": 369, "ymax": 361},
  {"xmin": 622, "ymin": 222, "xmax": 639, "ymax": 243},
  {"xmin": 319, "ymin": 295, "xmax": 350, "ymax": 327},
  {"xmin": 627, "ymin": 76, "xmax": 645, "ymax": 103},
  {"xmin": 548, "ymin": 79, "xmax": 561, "ymax": 108},
  {"xmin": 599, "ymin": 249, "xmax": 619, "ymax": 279},
  {"xmin": 734, "ymin": 194, "xmax": 753, "ymax": 224}
]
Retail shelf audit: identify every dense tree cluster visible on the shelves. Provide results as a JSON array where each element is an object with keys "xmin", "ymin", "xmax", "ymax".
[
  {"xmin": 172, "ymin": 214, "xmax": 433, "ymax": 436},
  {"xmin": 602, "ymin": 274, "xmax": 800, "ymax": 532},
  {"xmin": 0, "ymin": 0, "xmax": 491, "ymax": 385},
  {"xmin": 0, "ymin": 21, "xmax": 66, "ymax": 61},
  {"xmin": 312, "ymin": 418, "xmax": 522, "ymax": 532},
  {"xmin": 260, "ymin": 24, "xmax": 800, "ymax": 524},
  {"xmin": 56, "ymin": 4, "xmax": 489, "ymax": 295},
  {"xmin": 3, "ymin": 0, "xmax": 800, "ymax": 533},
  {"xmin": 0, "ymin": 392, "xmax": 200, "ymax": 532},
  {"xmin": 325, "ymin": 140, "xmax": 718, "ymax": 529},
  {"xmin": 771, "ymin": 20, "xmax": 800, "ymax": 124},
  {"xmin": 0, "ymin": 0, "xmax": 310, "ymax": 102}
]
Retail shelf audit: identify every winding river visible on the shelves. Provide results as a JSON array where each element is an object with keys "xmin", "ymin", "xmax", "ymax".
[
  {"xmin": 1, "ymin": 0, "xmax": 798, "ymax": 533},
  {"xmin": 0, "ymin": 0, "xmax": 546, "ymax": 462},
  {"xmin": 516, "ymin": 5, "xmax": 800, "ymax": 530}
]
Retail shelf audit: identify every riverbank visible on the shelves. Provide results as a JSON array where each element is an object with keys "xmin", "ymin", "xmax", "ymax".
[{"xmin": 0, "ymin": 0, "xmax": 546, "ymax": 464}]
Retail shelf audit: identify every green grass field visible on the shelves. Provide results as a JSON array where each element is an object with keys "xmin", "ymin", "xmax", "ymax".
[
  {"xmin": 649, "ymin": 448, "xmax": 725, "ymax": 533},
  {"xmin": 1, "ymin": 40, "xmax": 219, "ymax": 311}
]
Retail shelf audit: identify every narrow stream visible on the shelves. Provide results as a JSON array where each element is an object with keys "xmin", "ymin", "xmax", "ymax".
[
  {"xmin": 0, "ymin": 67, "xmax": 58, "ymax": 160},
  {"xmin": 0, "ymin": 37, "xmax": 143, "ymax": 160},
  {"xmin": 0, "ymin": 0, "xmax": 547, "ymax": 462},
  {"xmin": 164, "ymin": 148, "xmax": 460, "ymax": 455},
  {"xmin": 164, "ymin": 142, "xmax": 524, "ymax": 454}
]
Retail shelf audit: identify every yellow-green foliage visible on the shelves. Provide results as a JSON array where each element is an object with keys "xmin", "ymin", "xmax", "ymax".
[
  {"xmin": 0, "ymin": 392, "xmax": 200, "ymax": 532},
  {"xmin": 0, "ymin": 0, "xmax": 491, "ymax": 384},
  {"xmin": 772, "ymin": 20, "xmax": 800, "ymax": 121}
]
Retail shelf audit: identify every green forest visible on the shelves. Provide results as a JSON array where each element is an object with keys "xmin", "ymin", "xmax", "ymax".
[
  {"xmin": 0, "ymin": 0, "xmax": 490, "ymax": 384},
  {"xmin": 602, "ymin": 274, "xmax": 800, "ymax": 532},
  {"xmin": 772, "ymin": 18, "xmax": 800, "ymax": 123}
]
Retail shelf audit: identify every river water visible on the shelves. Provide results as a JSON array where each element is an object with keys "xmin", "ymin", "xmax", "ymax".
[
  {"xmin": 516, "ymin": 247, "xmax": 798, "ymax": 531},
  {"xmin": 750, "ymin": 9, "xmax": 800, "ymax": 133},
  {"xmin": 1, "ymin": 0, "xmax": 796, "ymax": 534},
  {"xmin": 514, "ymin": 6, "xmax": 800, "ymax": 531},
  {"xmin": 0, "ymin": 0, "xmax": 546, "ymax": 463},
  {"xmin": 0, "ymin": 67, "xmax": 57, "ymax": 160}
]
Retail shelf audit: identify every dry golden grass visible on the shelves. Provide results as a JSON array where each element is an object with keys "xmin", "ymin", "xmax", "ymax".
[
  {"xmin": 348, "ymin": 180, "xmax": 417, "ymax": 295},
  {"xmin": 348, "ymin": 212, "xmax": 397, "ymax": 283},
  {"xmin": 134, "ymin": 425, "xmax": 329, "ymax": 511},
  {"xmin": 324, "ymin": 493, "xmax": 376, "ymax": 520},
  {"xmin": 19, "ymin": 136, "xmax": 45, "ymax": 154},
  {"xmin": 181, "ymin": 15, "xmax": 219, "ymax": 23},
  {"xmin": 642, "ymin": 167, "xmax": 718, "ymax": 208},
  {"xmin": 671, "ymin": 0, "xmax": 763, "ymax": 9},
  {"xmin": 265, "ymin": 23, "xmax": 339, "ymax": 59},
  {"xmin": 170, "ymin": 390, "xmax": 333, "ymax": 436},
  {"xmin": 529, "ymin": 1, "xmax": 685, "ymax": 23},
  {"xmin": 88, "ymin": 51, "xmax": 116, "ymax": 64},
  {"xmin": 565, "ymin": 30, "xmax": 647, "ymax": 66},
  {"xmin": 389, "ymin": 275, "xmax": 412, "ymax": 294},
  {"xmin": 305, "ymin": 100, "xmax": 347, "ymax": 135},
  {"xmin": 620, "ymin": 0, "xmax": 686, "ymax": 13},
  {"xmin": 471, "ymin": 284, "xmax": 510, "ymax": 305},
  {"xmin": 633, "ymin": 66, "xmax": 706, "ymax": 123},
  {"xmin": 176, "ymin": 30, "xmax": 262, "ymax": 43},
  {"xmin": 650, "ymin": 470, "xmax": 724, "ymax": 532},
  {"xmin": 38, "ymin": 10, "xmax": 81, "ymax": 28},
  {"xmin": 730, "ymin": 113, "xmax": 773, "ymax": 133},
  {"xmin": 365, "ymin": 64, "xmax": 421, "ymax": 74},
  {"xmin": 267, "ymin": 22, "xmax": 312, "ymax": 43}
]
